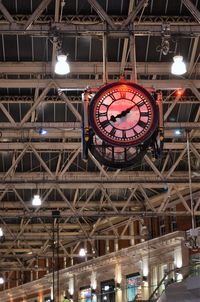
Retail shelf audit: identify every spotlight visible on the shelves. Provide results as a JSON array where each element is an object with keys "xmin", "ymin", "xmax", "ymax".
[
  {"xmin": 0, "ymin": 277, "xmax": 4, "ymax": 284},
  {"xmin": 79, "ymin": 248, "xmax": 86, "ymax": 257},
  {"xmin": 176, "ymin": 89, "xmax": 184, "ymax": 96},
  {"xmin": 175, "ymin": 129, "xmax": 181, "ymax": 136},
  {"xmin": 38, "ymin": 128, "xmax": 47, "ymax": 135},
  {"xmin": 171, "ymin": 55, "xmax": 187, "ymax": 75},
  {"xmin": 32, "ymin": 194, "xmax": 42, "ymax": 206},
  {"xmin": 0, "ymin": 227, "xmax": 3, "ymax": 237},
  {"xmin": 55, "ymin": 54, "xmax": 70, "ymax": 75}
]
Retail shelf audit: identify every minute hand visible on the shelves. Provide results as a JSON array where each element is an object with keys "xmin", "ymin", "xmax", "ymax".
[{"xmin": 110, "ymin": 104, "xmax": 136, "ymax": 122}]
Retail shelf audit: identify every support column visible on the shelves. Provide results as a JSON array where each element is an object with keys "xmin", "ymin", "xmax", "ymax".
[
  {"xmin": 91, "ymin": 271, "xmax": 97, "ymax": 302},
  {"xmin": 105, "ymin": 239, "xmax": 110, "ymax": 254},
  {"xmin": 64, "ymin": 256, "xmax": 67, "ymax": 268},
  {"xmin": 70, "ymin": 247, "xmax": 74, "ymax": 266},
  {"xmin": 129, "ymin": 221, "xmax": 135, "ymax": 246},
  {"xmin": 142, "ymin": 257, "xmax": 149, "ymax": 300},
  {"xmin": 114, "ymin": 239, "xmax": 119, "ymax": 252},
  {"xmin": 46, "ymin": 258, "xmax": 49, "ymax": 274},
  {"xmin": 69, "ymin": 276, "xmax": 75, "ymax": 301},
  {"xmin": 115, "ymin": 263, "xmax": 122, "ymax": 302}
]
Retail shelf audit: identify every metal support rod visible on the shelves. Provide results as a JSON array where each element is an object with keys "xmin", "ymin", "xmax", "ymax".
[
  {"xmin": 186, "ymin": 131, "xmax": 195, "ymax": 229},
  {"xmin": 57, "ymin": 219, "xmax": 60, "ymax": 302},
  {"xmin": 103, "ymin": 33, "xmax": 108, "ymax": 84},
  {"xmin": 81, "ymin": 92, "xmax": 89, "ymax": 160},
  {"xmin": 130, "ymin": 34, "xmax": 137, "ymax": 83},
  {"xmin": 52, "ymin": 220, "xmax": 55, "ymax": 302}
]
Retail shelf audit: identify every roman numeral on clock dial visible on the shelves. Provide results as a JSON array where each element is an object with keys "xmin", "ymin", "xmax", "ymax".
[
  {"xmin": 110, "ymin": 127, "xmax": 116, "ymax": 136},
  {"xmin": 99, "ymin": 112, "xmax": 107, "ymax": 117},
  {"xmin": 120, "ymin": 91, "xmax": 126, "ymax": 99},
  {"xmin": 137, "ymin": 100, "xmax": 145, "ymax": 107},
  {"xmin": 122, "ymin": 130, "xmax": 126, "ymax": 138},
  {"xmin": 140, "ymin": 111, "xmax": 149, "ymax": 117},
  {"xmin": 110, "ymin": 94, "xmax": 116, "ymax": 101},
  {"xmin": 138, "ymin": 120, "xmax": 147, "ymax": 128},
  {"xmin": 100, "ymin": 120, "xmax": 110, "ymax": 128}
]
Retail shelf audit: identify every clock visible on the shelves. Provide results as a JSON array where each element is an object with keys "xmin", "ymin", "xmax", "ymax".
[{"xmin": 89, "ymin": 81, "xmax": 158, "ymax": 147}]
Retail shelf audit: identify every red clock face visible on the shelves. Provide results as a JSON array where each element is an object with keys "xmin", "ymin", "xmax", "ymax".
[{"xmin": 89, "ymin": 82, "xmax": 158, "ymax": 146}]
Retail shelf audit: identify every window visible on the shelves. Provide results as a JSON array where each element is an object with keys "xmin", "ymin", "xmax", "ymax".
[
  {"xmin": 126, "ymin": 273, "xmax": 142, "ymax": 301},
  {"xmin": 79, "ymin": 287, "xmax": 92, "ymax": 302},
  {"xmin": 196, "ymin": 215, "xmax": 200, "ymax": 227},
  {"xmin": 101, "ymin": 279, "xmax": 115, "ymax": 302},
  {"xmin": 195, "ymin": 205, "xmax": 200, "ymax": 227}
]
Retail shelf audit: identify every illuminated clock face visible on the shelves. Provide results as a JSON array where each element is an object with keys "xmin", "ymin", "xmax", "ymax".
[{"xmin": 89, "ymin": 82, "xmax": 158, "ymax": 146}]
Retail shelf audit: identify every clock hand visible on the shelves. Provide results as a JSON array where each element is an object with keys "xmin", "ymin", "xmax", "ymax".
[{"xmin": 110, "ymin": 104, "xmax": 136, "ymax": 122}]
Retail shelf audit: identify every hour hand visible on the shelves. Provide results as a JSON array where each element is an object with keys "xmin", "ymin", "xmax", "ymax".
[{"xmin": 110, "ymin": 105, "xmax": 135, "ymax": 122}]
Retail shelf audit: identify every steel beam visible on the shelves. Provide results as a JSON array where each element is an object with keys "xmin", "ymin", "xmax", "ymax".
[
  {"xmin": 0, "ymin": 172, "xmax": 198, "ymax": 187},
  {"xmin": 0, "ymin": 23, "xmax": 200, "ymax": 36},
  {"xmin": 0, "ymin": 210, "xmax": 198, "ymax": 218},
  {"xmin": 1, "ymin": 121, "xmax": 198, "ymax": 130},
  {"xmin": 0, "ymin": 62, "xmax": 200, "ymax": 76},
  {"xmin": 0, "ymin": 78, "xmax": 199, "ymax": 89}
]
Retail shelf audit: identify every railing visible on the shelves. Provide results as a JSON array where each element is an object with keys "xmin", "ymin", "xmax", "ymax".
[{"xmin": 148, "ymin": 263, "xmax": 200, "ymax": 301}]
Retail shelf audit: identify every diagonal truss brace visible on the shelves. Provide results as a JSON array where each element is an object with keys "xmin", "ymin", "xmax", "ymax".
[
  {"xmin": 182, "ymin": 0, "xmax": 200, "ymax": 23},
  {"xmin": 20, "ymin": 81, "xmax": 53, "ymax": 126},
  {"xmin": 87, "ymin": 0, "xmax": 117, "ymax": 30},
  {"xmin": 121, "ymin": 0, "xmax": 149, "ymax": 29},
  {"xmin": 0, "ymin": 0, "xmax": 15, "ymax": 23},
  {"xmin": 24, "ymin": 0, "xmax": 52, "ymax": 30}
]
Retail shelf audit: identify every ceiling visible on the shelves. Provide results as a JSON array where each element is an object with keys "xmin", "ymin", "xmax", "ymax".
[{"xmin": 0, "ymin": 0, "xmax": 200, "ymax": 287}]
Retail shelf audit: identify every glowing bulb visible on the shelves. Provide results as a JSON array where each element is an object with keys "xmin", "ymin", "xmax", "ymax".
[
  {"xmin": 176, "ymin": 89, "xmax": 184, "ymax": 96},
  {"xmin": 0, "ymin": 277, "xmax": 4, "ymax": 284},
  {"xmin": 79, "ymin": 248, "xmax": 86, "ymax": 257},
  {"xmin": 39, "ymin": 128, "xmax": 47, "ymax": 135},
  {"xmin": 175, "ymin": 129, "xmax": 181, "ymax": 136},
  {"xmin": 32, "ymin": 195, "xmax": 42, "ymax": 206},
  {"xmin": 171, "ymin": 55, "xmax": 186, "ymax": 75},
  {"xmin": 55, "ymin": 54, "xmax": 70, "ymax": 75},
  {"xmin": 0, "ymin": 227, "xmax": 3, "ymax": 237}
]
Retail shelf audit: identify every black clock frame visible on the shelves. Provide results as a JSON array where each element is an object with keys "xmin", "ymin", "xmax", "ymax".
[{"xmin": 88, "ymin": 131, "xmax": 152, "ymax": 169}]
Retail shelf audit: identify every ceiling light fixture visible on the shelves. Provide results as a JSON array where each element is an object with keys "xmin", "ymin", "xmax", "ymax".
[
  {"xmin": 175, "ymin": 129, "xmax": 181, "ymax": 136},
  {"xmin": 176, "ymin": 89, "xmax": 184, "ymax": 96},
  {"xmin": 32, "ymin": 194, "xmax": 42, "ymax": 206},
  {"xmin": 55, "ymin": 54, "xmax": 70, "ymax": 75},
  {"xmin": 79, "ymin": 248, "xmax": 86, "ymax": 257},
  {"xmin": 171, "ymin": 55, "xmax": 187, "ymax": 75},
  {"xmin": 38, "ymin": 128, "xmax": 47, "ymax": 135}
]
